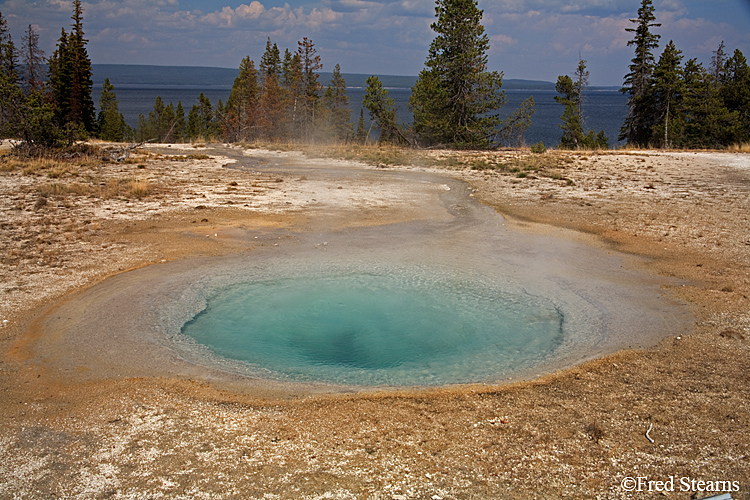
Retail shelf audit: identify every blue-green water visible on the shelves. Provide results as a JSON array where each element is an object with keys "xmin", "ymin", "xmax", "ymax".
[{"xmin": 180, "ymin": 269, "xmax": 564, "ymax": 386}]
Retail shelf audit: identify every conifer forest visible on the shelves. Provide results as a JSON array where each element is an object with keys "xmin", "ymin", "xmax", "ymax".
[{"xmin": 0, "ymin": 0, "xmax": 748, "ymax": 150}]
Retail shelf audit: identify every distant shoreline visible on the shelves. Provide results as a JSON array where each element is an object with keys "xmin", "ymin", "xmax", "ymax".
[{"xmin": 92, "ymin": 63, "xmax": 620, "ymax": 92}]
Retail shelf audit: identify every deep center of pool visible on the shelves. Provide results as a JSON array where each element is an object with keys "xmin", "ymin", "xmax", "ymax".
[{"xmin": 180, "ymin": 271, "xmax": 565, "ymax": 386}]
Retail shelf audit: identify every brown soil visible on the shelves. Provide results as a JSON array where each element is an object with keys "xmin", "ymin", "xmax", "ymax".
[{"xmin": 0, "ymin": 144, "xmax": 748, "ymax": 499}]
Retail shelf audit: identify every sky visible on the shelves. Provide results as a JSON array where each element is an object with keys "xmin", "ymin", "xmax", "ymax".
[{"xmin": 1, "ymin": 0, "xmax": 749, "ymax": 86}]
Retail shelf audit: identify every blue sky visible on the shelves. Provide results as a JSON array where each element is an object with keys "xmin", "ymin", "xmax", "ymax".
[{"xmin": 1, "ymin": 0, "xmax": 749, "ymax": 85}]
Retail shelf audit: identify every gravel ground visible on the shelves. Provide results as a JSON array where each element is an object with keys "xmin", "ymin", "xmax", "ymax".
[{"xmin": 0, "ymin": 144, "xmax": 748, "ymax": 499}]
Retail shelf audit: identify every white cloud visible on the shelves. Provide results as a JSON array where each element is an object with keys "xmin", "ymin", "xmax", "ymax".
[
  {"xmin": 201, "ymin": 2, "xmax": 266, "ymax": 27},
  {"xmin": 490, "ymin": 34, "xmax": 518, "ymax": 50},
  {"xmin": 237, "ymin": 2, "xmax": 266, "ymax": 19}
]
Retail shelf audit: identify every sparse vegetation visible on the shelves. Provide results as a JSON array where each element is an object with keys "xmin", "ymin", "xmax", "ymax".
[
  {"xmin": 302, "ymin": 143, "xmax": 587, "ymax": 183},
  {"xmin": 35, "ymin": 177, "xmax": 153, "ymax": 200},
  {"xmin": 727, "ymin": 142, "xmax": 750, "ymax": 152},
  {"xmin": 36, "ymin": 182, "xmax": 93, "ymax": 198},
  {"xmin": 0, "ymin": 144, "xmax": 156, "ymax": 204}
]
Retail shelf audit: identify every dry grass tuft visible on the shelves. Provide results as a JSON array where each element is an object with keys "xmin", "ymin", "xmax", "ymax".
[
  {"xmin": 124, "ymin": 178, "xmax": 152, "ymax": 199},
  {"xmin": 36, "ymin": 178, "xmax": 153, "ymax": 201},
  {"xmin": 102, "ymin": 178, "xmax": 153, "ymax": 199},
  {"xmin": 37, "ymin": 182, "xmax": 94, "ymax": 198},
  {"xmin": 727, "ymin": 142, "xmax": 750, "ymax": 153},
  {"xmin": 5, "ymin": 157, "xmax": 68, "ymax": 175},
  {"xmin": 46, "ymin": 166, "xmax": 70, "ymax": 179}
]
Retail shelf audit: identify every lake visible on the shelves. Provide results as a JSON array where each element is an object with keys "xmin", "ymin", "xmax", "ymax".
[{"xmin": 93, "ymin": 83, "xmax": 628, "ymax": 148}]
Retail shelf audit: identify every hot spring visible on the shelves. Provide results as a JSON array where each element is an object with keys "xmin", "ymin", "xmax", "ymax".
[
  {"xmin": 178, "ymin": 265, "xmax": 565, "ymax": 386},
  {"xmin": 31, "ymin": 161, "xmax": 691, "ymax": 393}
]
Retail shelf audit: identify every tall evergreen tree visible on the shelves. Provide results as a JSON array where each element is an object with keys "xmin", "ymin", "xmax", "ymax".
[
  {"xmin": 225, "ymin": 56, "xmax": 259, "ymax": 141},
  {"xmin": 174, "ymin": 101, "xmax": 186, "ymax": 142},
  {"xmin": 258, "ymin": 73, "xmax": 285, "ymax": 140},
  {"xmin": 48, "ymin": 0, "xmax": 95, "ymax": 136},
  {"xmin": 0, "ymin": 12, "xmax": 17, "ymax": 85},
  {"xmin": 21, "ymin": 24, "xmax": 45, "ymax": 92},
  {"xmin": 0, "ymin": 12, "xmax": 18, "ymax": 135},
  {"xmin": 410, "ymin": 0, "xmax": 505, "ymax": 148},
  {"xmin": 48, "ymin": 28, "xmax": 71, "ymax": 126},
  {"xmin": 555, "ymin": 75, "xmax": 584, "ymax": 149},
  {"xmin": 710, "ymin": 41, "xmax": 727, "ymax": 85},
  {"xmin": 97, "ymin": 78, "xmax": 129, "ymax": 141},
  {"xmin": 363, "ymin": 75, "xmax": 402, "ymax": 144},
  {"xmin": 162, "ymin": 101, "xmax": 177, "ymax": 142},
  {"xmin": 555, "ymin": 59, "xmax": 608, "ymax": 150},
  {"xmin": 147, "ymin": 96, "xmax": 166, "ymax": 140},
  {"xmin": 620, "ymin": 0, "xmax": 661, "ymax": 146},
  {"xmin": 135, "ymin": 113, "xmax": 148, "ymax": 142},
  {"xmin": 259, "ymin": 38, "xmax": 281, "ymax": 79},
  {"xmin": 323, "ymin": 63, "xmax": 351, "ymax": 142},
  {"xmin": 356, "ymin": 108, "xmax": 367, "ymax": 144},
  {"xmin": 681, "ymin": 59, "xmax": 739, "ymax": 148},
  {"xmin": 297, "ymin": 37, "xmax": 322, "ymax": 139},
  {"xmin": 281, "ymin": 49, "xmax": 305, "ymax": 138},
  {"xmin": 258, "ymin": 40, "xmax": 285, "ymax": 139},
  {"xmin": 187, "ymin": 93, "xmax": 216, "ymax": 141},
  {"xmin": 651, "ymin": 40, "xmax": 684, "ymax": 147},
  {"xmin": 719, "ymin": 49, "xmax": 750, "ymax": 143},
  {"xmin": 573, "ymin": 57, "xmax": 588, "ymax": 123}
]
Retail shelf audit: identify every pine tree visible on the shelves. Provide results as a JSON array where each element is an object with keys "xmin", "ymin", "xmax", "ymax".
[
  {"xmin": 363, "ymin": 75, "xmax": 405, "ymax": 144},
  {"xmin": 710, "ymin": 41, "xmax": 727, "ymax": 85},
  {"xmin": 135, "ymin": 113, "xmax": 149, "ymax": 142},
  {"xmin": 187, "ymin": 93, "xmax": 215, "ymax": 141},
  {"xmin": 556, "ymin": 58, "xmax": 608, "ymax": 150},
  {"xmin": 620, "ymin": 0, "xmax": 661, "ymax": 146},
  {"xmin": 258, "ymin": 72, "xmax": 284, "ymax": 140},
  {"xmin": 48, "ymin": 0, "xmax": 95, "ymax": 136},
  {"xmin": 21, "ymin": 24, "xmax": 45, "ymax": 92},
  {"xmin": 356, "ymin": 108, "xmax": 367, "ymax": 144},
  {"xmin": 651, "ymin": 41, "xmax": 684, "ymax": 147},
  {"xmin": 97, "ymin": 78, "xmax": 129, "ymax": 141},
  {"xmin": 161, "ymin": 101, "xmax": 177, "ymax": 142},
  {"xmin": 147, "ymin": 96, "xmax": 166, "ymax": 140},
  {"xmin": 259, "ymin": 38, "xmax": 281, "ymax": 79},
  {"xmin": 719, "ymin": 49, "xmax": 750, "ymax": 143},
  {"xmin": 0, "ymin": 12, "xmax": 20, "ymax": 136},
  {"xmin": 0, "ymin": 12, "xmax": 61, "ymax": 147},
  {"xmin": 281, "ymin": 49, "xmax": 304, "ymax": 138},
  {"xmin": 17, "ymin": 88, "xmax": 61, "ymax": 146},
  {"xmin": 48, "ymin": 28, "xmax": 71, "ymax": 126},
  {"xmin": 259, "ymin": 40, "xmax": 285, "ymax": 139},
  {"xmin": 225, "ymin": 56, "xmax": 259, "ymax": 141},
  {"xmin": 496, "ymin": 96, "xmax": 536, "ymax": 147},
  {"xmin": 67, "ymin": 0, "xmax": 95, "ymax": 132},
  {"xmin": 323, "ymin": 64, "xmax": 351, "ymax": 142},
  {"xmin": 0, "ymin": 12, "xmax": 18, "ymax": 85},
  {"xmin": 574, "ymin": 57, "xmax": 588, "ymax": 123},
  {"xmin": 410, "ymin": 0, "xmax": 505, "ymax": 148},
  {"xmin": 555, "ymin": 75, "xmax": 584, "ymax": 148},
  {"xmin": 681, "ymin": 59, "xmax": 739, "ymax": 148},
  {"xmin": 297, "ymin": 37, "xmax": 322, "ymax": 139},
  {"xmin": 174, "ymin": 101, "xmax": 186, "ymax": 142}
]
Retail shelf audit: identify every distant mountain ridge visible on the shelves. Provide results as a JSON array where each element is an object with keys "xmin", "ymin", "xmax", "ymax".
[{"xmin": 91, "ymin": 63, "xmax": 576, "ymax": 91}]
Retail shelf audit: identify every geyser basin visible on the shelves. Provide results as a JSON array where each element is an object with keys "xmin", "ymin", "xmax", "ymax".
[
  {"xmin": 30, "ymin": 167, "xmax": 691, "ymax": 394},
  {"xmin": 179, "ymin": 267, "xmax": 564, "ymax": 386}
]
